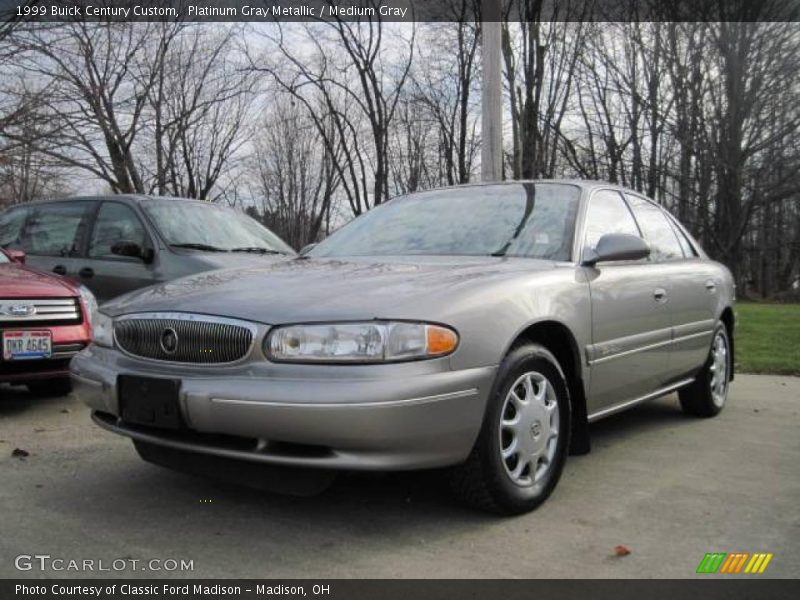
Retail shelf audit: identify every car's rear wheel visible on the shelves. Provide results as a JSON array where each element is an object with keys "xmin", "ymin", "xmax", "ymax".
[
  {"xmin": 26, "ymin": 378, "xmax": 72, "ymax": 397},
  {"xmin": 449, "ymin": 343, "xmax": 571, "ymax": 515},
  {"xmin": 679, "ymin": 323, "xmax": 730, "ymax": 418}
]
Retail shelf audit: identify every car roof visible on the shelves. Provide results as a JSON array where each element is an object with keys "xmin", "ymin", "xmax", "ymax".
[
  {"xmin": 390, "ymin": 179, "xmax": 648, "ymax": 197},
  {"xmin": 18, "ymin": 181, "xmax": 644, "ymax": 206},
  {"xmin": 19, "ymin": 194, "xmax": 218, "ymax": 207}
]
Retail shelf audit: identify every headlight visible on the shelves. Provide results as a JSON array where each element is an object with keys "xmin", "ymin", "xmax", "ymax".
[
  {"xmin": 78, "ymin": 285, "xmax": 98, "ymax": 326},
  {"xmin": 92, "ymin": 312, "xmax": 114, "ymax": 348},
  {"xmin": 265, "ymin": 321, "xmax": 459, "ymax": 363}
]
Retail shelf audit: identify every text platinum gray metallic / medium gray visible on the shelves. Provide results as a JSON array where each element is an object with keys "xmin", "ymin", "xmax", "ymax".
[{"xmin": 70, "ymin": 181, "xmax": 735, "ymax": 514}]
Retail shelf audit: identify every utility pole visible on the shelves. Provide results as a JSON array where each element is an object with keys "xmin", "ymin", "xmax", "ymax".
[{"xmin": 481, "ymin": 0, "xmax": 503, "ymax": 182}]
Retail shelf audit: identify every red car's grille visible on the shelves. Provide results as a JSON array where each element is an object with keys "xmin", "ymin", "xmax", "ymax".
[{"xmin": 0, "ymin": 298, "xmax": 81, "ymax": 327}]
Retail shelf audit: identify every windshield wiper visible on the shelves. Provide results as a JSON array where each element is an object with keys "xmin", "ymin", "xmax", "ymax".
[
  {"xmin": 229, "ymin": 247, "xmax": 287, "ymax": 255},
  {"xmin": 170, "ymin": 243, "xmax": 228, "ymax": 252},
  {"xmin": 491, "ymin": 182, "xmax": 537, "ymax": 257}
]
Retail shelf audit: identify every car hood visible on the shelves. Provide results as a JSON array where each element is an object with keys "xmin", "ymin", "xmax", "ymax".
[
  {"xmin": 0, "ymin": 263, "xmax": 77, "ymax": 297},
  {"xmin": 101, "ymin": 256, "xmax": 558, "ymax": 323},
  {"xmin": 171, "ymin": 250, "xmax": 293, "ymax": 271}
]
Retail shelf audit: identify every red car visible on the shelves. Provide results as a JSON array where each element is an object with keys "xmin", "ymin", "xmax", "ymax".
[{"xmin": 1, "ymin": 247, "xmax": 94, "ymax": 396}]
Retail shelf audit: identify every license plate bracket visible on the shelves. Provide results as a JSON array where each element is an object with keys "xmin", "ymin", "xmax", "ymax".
[{"xmin": 118, "ymin": 375, "xmax": 183, "ymax": 430}]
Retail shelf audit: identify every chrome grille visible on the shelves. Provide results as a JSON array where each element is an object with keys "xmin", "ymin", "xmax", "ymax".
[
  {"xmin": 0, "ymin": 297, "xmax": 81, "ymax": 326},
  {"xmin": 114, "ymin": 315, "xmax": 254, "ymax": 364}
]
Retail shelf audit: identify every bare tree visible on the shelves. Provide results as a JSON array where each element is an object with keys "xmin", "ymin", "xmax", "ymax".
[
  {"xmin": 501, "ymin": 1, "xmax": 589, "ymax": 179},
  {"xmin": 410, "ymin": 1, "xmax": 481, "ymax": 186},
  {"xmin": 247, "ymin": 99, "xmax": 340, "ymax": 249},
  {"xmin": 250, "ymin": 9, "xmax": 414, "ymax": 216},
  {"xmin": 664, "ymin": 21, "xmax": 706, "ymax": 225},
  {"xmin": 390, "ymin": 3, "xmax": 481, "ymax": 193},
  {"xmin": 145, "ymin": 24, "xmax": 257, "ymax": 200},
  {"xmin": 0, "ymin": 90, "xmax": 71, "ymax": 205},
  {"xmin": 701, "ymin": 19, "xmax": 800, "ymax": 285},
  {"xmin": 4, "ymin": 22, "xmax": 165, "ymax": 193},
  {"xmin": 389, "ymin": 96, "xmax": 436, "ymax": 194},
  {"xmin": 3, "ymin": 21, "xmax": 254, "ymax": 199}
]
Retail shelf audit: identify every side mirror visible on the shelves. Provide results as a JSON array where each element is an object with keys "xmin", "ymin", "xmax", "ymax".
[
  {"xmin": 582, "ymin": 233, "xmax": 650, "ymax": 266},
  {"xmin": 6, "ymin": 248, "xmax": 26, "ymax": 264},
  {"xmin": 111, "ymin": 241, "xmax": 153, "ymax": 264},
  {"xmin": 299, "ymin": 243, "xmax": 317, "ymax": 256}
]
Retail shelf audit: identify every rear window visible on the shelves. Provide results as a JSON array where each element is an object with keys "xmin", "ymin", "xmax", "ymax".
[{"xmin": 22, "ymin": 202, "xmax": 93, "ymax": 257}]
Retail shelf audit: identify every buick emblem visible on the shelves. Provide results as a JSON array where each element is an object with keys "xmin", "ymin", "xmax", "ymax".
[
  {"xmin": 160, "ymin": 327, "xmax": 179, "ymax": 355},
  {"xmin": 3, "ymin": 304, "xmax": 36, "ymax": 317}
]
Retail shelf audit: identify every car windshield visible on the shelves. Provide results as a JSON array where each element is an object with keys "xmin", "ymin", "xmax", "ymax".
[
  {"xmin": 311, "ymin": 183, "xmax": 581, "ymax": 260},
  {"xmin": 142, "ymin": 201, "xmax": 294, "ymax": 255}
]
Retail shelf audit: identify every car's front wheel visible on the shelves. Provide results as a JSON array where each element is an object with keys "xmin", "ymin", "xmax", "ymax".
[
  {"xmin": 449, "ymin": 343, "xmax": 571, "ymax": 515},
  {"xmin": 679, "ymin": 323, "xmax": 731, "ymax": 418}
]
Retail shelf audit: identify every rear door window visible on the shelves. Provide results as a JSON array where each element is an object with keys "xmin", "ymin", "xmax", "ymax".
[
  {"xmin": 22, "ymin": 202, "xmax": 93, "ymax": 257},
  {"xmin": 626, "ymin": 195, "xmax": 684, "ymax": 262},
  {"xmin": 0, "ymin": 206, "xmax": 30, "ymax": 248},
  {"xmin": 667, "ymin": 217, "xmax": 698, "ymax": 258}
]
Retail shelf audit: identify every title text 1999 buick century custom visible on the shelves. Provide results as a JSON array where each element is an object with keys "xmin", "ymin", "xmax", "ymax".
[{"xmin": 71, "ymin": 181, "xmax": 734, "ymax": 514}]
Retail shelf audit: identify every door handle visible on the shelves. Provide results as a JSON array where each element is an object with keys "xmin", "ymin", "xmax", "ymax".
[
  {"xmin": 705, "ymin": 280, "xmax": 717, "ymax": 293},
  {"xmin": 52, "ymin": 265, "xmax": 67, "ymax": 276},
  {"xmin": 78, "ymin": 267, "xmax": 94, "ymax": 279},
  {"xmin": 653, "ymin": 288, "xmax": 668, "ymax": 303}
]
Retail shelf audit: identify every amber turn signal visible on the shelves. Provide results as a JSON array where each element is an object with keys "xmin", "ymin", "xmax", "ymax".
[{"xmin": 426, "ymin": 325, "xmax": 459, "ymax": 355}]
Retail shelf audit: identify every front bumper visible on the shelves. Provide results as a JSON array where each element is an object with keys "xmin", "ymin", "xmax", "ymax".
[
  {"xmin": 1, "ymin": 323, "xmax": 89, "ymax": 383},
  {"xmin": 71, "ymin": 345, "xmax": 496, "ymax": 470}
]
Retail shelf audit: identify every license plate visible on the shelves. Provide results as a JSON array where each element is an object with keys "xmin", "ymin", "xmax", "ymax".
[
  {"xmin": 118, "ymin": 375, "xmax": 183, "ymax": 430},
  {"xmin": 2, "ymin": 330, "xmax": 52, "ymax": 360}
]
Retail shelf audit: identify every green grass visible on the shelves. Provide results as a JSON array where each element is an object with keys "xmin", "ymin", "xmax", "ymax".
[{"xmin": 735, "ymin": 302, "xmax": 800, "ymax": 376}]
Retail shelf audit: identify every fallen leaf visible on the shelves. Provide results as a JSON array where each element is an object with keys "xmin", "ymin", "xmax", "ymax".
[
  {"xmin": 34, "ymin": 428, "xmax": 47, "ymax": 433},
  {"xmin": 12, "ymin": 448, "xmax": 29, "ymax": 458},
  {"xmin": 614, "ymin": 545, "xmax": 631, "ymax": 557},
  {"xmin": 60, "ymin": 408, "xmax": 70, "ymax": 414}
]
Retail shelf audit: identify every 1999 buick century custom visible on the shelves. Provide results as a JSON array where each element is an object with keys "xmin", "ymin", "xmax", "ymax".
[{"xmin": 71, "ymin": 181, "xmax": 735, "ymax": 514}]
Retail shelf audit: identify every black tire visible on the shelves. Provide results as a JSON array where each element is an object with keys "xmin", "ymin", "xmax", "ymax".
[
  {"xmin": 26, "ymin": 378, "xmax": 73, "ymax": 398},
  {"xmin": 449, "ymin": 343, "xmax": 571, "ymax": 515},
  {"xmin": 679, "ymin": 323, "xmax": 730, "ymax": 418}
]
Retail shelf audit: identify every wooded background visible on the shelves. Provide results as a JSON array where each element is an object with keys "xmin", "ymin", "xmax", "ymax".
[{"xmin": 0, "ymin": 0, "xmax": 798, "ymax": 298}]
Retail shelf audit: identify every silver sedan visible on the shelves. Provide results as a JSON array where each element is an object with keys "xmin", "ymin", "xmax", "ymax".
[{"xmin": 71, "ymin": 181, "xmax": 735, "ymax": 514}]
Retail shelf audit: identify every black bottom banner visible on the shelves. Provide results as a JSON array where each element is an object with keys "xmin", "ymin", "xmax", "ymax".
[{"xmin": 3, "ymin": 580, "xmax": 799, "ymax": 600}]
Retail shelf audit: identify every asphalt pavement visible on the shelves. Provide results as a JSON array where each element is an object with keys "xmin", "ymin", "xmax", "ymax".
[{"xmin": 1, "ymin": 374, "xmax": 798, "ymax": 579}]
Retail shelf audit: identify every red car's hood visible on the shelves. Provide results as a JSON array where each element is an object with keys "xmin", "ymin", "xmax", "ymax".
[{"xmin": 0, "ymin": 263, "xmax": 77, "ymax": 297}]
